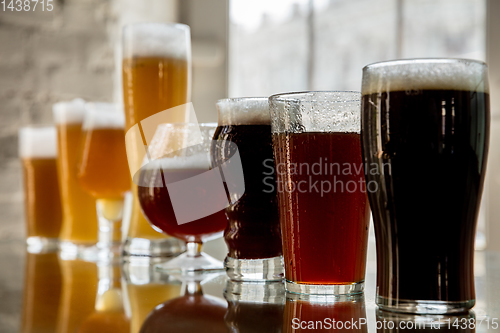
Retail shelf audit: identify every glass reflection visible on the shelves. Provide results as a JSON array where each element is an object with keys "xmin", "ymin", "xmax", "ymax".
[
  {"xmin": 122, "ymin": 257, "xmax": 182, "ymax": 333},
  {"xmin": 376, "ymin": 310, "xmax": 476, "ymax": 333},
  {"xmin": 55, "ymin": 258, "xmax": 98, "ymax": 333},
  {"xmin": 77, "ymin": 260, "xmax": 130, "ymax": 332},
  {"xmin": 21, "ymin": 249, "xmax": 62, "ymax": 333},
  {"xmin": 140, "ymin": 276, "xmax": 227, "ymax": 333},
  {"xmin": 283, "ymin": 294, "xmax": 367, "ymax": 332},
  {"xmin": 224, "ymin": 280, "xmax": 285, "ymax": 332}
]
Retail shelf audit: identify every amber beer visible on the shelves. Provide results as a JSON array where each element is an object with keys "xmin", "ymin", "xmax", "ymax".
[
  {"xmin": 122, "ymin": 23, "xmax": 191, "ymax": 254},
  {"xmin": 19, "ymin": 126, "xmax": 62, "ymax": 249},
  {"xmin": 53, "ymin": 99, "xmax": 98, "ymax": 251}
]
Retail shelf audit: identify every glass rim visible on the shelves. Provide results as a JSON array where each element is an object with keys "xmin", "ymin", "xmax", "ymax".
[
  {"xmin": 217, "ymin": 97, "xmax": 267, "ymax": 104},
  {"xmin": 269, "ymin": 90, "xmax": 361, "ymax": 103},
  {"xmin": 363, "ymin": 57, "xmax": 487, "ymax": 71},
  {"xmin": 123, "ymin": 22, "xmax": 190, "ymax": 32}
]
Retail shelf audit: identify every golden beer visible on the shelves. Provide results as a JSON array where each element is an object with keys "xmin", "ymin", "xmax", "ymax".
[
  {"xmin": 20, "ymin": 127, "xmax": 62, "ymax": 247},
  {"xmin": 53, "ymin": 100, "xmax": 98, "ymax": 246},
  {"xmin": 20, "ymin": 251, "xmax": 62, "ymax": 333},
  {"xmin": 77, "ymin": 127, "xmax": 130, "ymax": 200},
  {"xmin": 122, "ymin": 23, "xmax": 191, "ymax": 252}
]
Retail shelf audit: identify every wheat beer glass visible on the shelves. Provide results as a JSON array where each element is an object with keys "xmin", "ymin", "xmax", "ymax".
[
  {"xmin": 77, "ymin": 103, "xmax": 131, "ymax": 260},
  {"xmin": 269, "ymin": 91, "xmax": 370, "ymax": 295},
  {"xmin": 212, "ymin": 98, "xmax": 283, "ymax": 281},
  {"xmin": 361, "ymin": 59, "xmax": 490, "ymax": 314},
  {"xmin": 19, "ymin": 126, "xmax": 62, "ymax": 251},
  {"xmin": 138, "ymin": 123, "xmax": 227, "ymax": 273},
  {"xmin": 53, "ymin": 99, "xmax": 98, "ymax": 256},
  {"xmin": 121, "ymin": 23, "xmax": 191, "ymax": 256}
]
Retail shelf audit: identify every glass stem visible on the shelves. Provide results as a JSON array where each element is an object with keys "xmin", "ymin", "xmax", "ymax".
[
  {"xmin": 186, "ymin": 242, "xmax": 203, "ymax": 258},
  {"xmin": 96, "ymin": 199, "xmax": 124, "ymax": 250}
]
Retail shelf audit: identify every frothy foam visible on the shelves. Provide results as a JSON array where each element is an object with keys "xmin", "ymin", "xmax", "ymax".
[
  {"xmin": 217, "ymin": 98, "xmax": 270, "ymax": 126},
  {"xmin": 83, "ymin": 103, "xmax": 125, "ymax": 130},
  {"xmin": 123, "ymin": 23, "xmax": 190, "ymax": 59},
  {"xmin": 52, "ymin": 98, "xmax": 86, "ymax": 125},
  {"xmin": 19, "ymin": 126, "xmax": 57, "ymax": 158},
  {"xmin": 362, "ymin": 58, "xmax": 489, "ymax": 95},
  {"xmin": 144, "ymin": 154, "xmax": 210, "ymax": 171}
]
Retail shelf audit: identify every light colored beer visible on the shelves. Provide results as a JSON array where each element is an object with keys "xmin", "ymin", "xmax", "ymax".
[
  {"xmin": 127, "ymin": 283, "xmax": 181, "ymax": 333},
  {"xmin": 20, "ymin": 251, "xmax": 62, "ymax": 333},
  {"xmin": 22, "ymin": 159, "xmax": 62, "ymax": 239},
  {"xmin": 20, "ymin": 127, "xmax": 62, "ymax": 242},
  {"xmin": 122, "ymin": 56, "xmax": 190, "ymax": 239},
  {"xmin": 53, "ymin": 100, "xmax": 98, "ymax": 244},
  {"xmin": 56, "ymin": 259, "xmax": 98, "ymax": 333},
  {"xmin": 78, "ymin": 128, "xmax": 130, "ymax": 199}
]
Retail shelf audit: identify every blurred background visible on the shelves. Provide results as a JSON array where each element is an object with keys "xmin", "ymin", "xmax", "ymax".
[{"xmin": 1, "ymin": 0, "xmax": 499, "ymax": 249}]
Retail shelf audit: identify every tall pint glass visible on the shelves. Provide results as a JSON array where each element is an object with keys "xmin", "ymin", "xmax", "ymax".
[
  {"xmin": 269, "ymin": 91, "xmax": 370, "ymax": 295},
  {"xmin": 361, "ymin": 59, "xmax": 490, "ymax": 314},
  {"xmin": 122, "ymin": 23, "xmax": 191, "ymax": 256}
]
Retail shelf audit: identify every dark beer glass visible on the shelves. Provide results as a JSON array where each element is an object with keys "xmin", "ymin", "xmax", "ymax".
[
  {"xmin": 361, "ymin": 59, "xmax": 490, "ymax": 314},
  {"xmin": 269, "ymin": 91, "xmax": 370, "ymax": 295},
  {"xmin": 212, "ymin": 98, "xmax": 283, "ymax": 281}
]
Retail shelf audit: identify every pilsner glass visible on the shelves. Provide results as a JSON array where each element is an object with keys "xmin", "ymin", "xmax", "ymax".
[
  {"xmin": 361, "ymin": 59, "xmax": 490, "ymax": 314},
  {"xmin": 269, "ymin": 91, "xmax": 370, "ymax": 295},
  {"xmin": 76, "ymin": 103, "xmax": 131, "ymax": 260},
  {"xmin": 19, "ymin": 126, "xmax": 62, "ymax": 251},
  {"xmin": 121, "ymin": 22, "xmax": 191, "ymax": 256},
  {"xmin": 212, "ymin": 98, "xmax": 283, "ymax": 281},
  {"xmin": 137, "ymin": 123, "xmax": 227, "ymax": 273},
  {"xmin": 53, "ymin": 99, "xmax": 98, "ymax": 255}
]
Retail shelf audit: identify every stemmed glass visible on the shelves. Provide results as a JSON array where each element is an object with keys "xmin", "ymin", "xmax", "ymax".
[
  {"xmin": 77, "ymin": 103, "xmax": 131, "ymax": 260},
  {"xmin": 137, "ymin": 123, "xmax": 228, "ymax": 273}
]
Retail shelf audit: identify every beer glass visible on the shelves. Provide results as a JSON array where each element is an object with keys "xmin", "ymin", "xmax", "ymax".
[
  {"xmin": 213, "ymin": 98, "xmax": 283, "ymax": 281},
  {"xmin": 138, "ymin": 123, "xmax": 227, "ymax": 273},
  {"xmin": 53, "ymin": 99, "xmax": 98, "ymax": 255},
  {"xmin": 77, "ymin": 103, "xmax": 131, "ymax": 260},
  {"xmin": 361, "ymin": 59, "xmax": 490, "ymax": 314},
  {"xmin": 19, "ymin": 126, "xmax": 62, "ymax": 251},
  {"xmin": 269, "ymin": 91, "xmax": 370, "ymax": 295},
  {"xmin": 122, "ymin": 22, "xmax": 191, "ymax": 256}
]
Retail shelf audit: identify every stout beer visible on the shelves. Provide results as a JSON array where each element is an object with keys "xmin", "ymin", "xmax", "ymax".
[{"xmin": 361, "ymin": 59, "xmax": 490, "ymax": 313}]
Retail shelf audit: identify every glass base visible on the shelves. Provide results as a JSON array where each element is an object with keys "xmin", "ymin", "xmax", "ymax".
[
  {"xmin": 224, "ymin": 256, "xmax": 284, "ymax": 282},
  {"xmin": 377, "ymin": 296, "xmax": 475, "ymax": 314},
  {"xmin": 123, "ymin": 237, "xmax": 186, "ymax": 257},
  {"xmin": 285, "ymin": 280, "xmax": 364, "ymax": 296},
  {"xmin": 58, "ymin": 240, "xmax": 96, "ymax": 260},
  {"xmin": 26, "ymin": 237, "xmax": 58, "ymax": 253},
  {"xmin": 79, "ymin": 242, "xmax": 122, "ymax": 262},
  {"xmin": 224, "ymin": 279, "xmax": 286, "ymax": 303},
  {"xmin": 155, "ymin": 251, "xmax": 224, "ymax": 275}
]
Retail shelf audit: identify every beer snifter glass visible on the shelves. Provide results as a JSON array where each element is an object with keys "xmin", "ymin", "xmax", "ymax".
[
  {"xmin": 212, "ymin": 98, "xmax": 284, "ymax": 282},
  {"xmin": 19, "ymin": 126, "xmax": 62, "ymax": 251},
  {"xmin": 361, "ymin": 59, "xmax": 489, "ymax": 314},
  {"xmin": 269, "ymin": 91, "xmax": 370, "ymax": 295},
  {"xmin": 77, "ymin": 103, "xmax": 131, "ymax": 260},
  {"xmin": 122, "ymin": 22, "xmax": 190, "ymax": 256},
  {"xmin": 138, "ymin": 123, "xmax": 227, "ymax": 273}
]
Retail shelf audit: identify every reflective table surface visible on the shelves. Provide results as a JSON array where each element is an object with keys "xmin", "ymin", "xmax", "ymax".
[{"xmin": 1, "ymin": 238, "xmax": 499, "ymax": 333}]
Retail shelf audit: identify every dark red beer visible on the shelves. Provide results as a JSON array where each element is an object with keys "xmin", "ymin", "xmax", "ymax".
[
  {"xmin": 273, "ymin": 132, "xmax": 370, "ymax": 285},
  {"xmin": 138, "ymin": 165, "xmax": 227, "ymax": 243}
]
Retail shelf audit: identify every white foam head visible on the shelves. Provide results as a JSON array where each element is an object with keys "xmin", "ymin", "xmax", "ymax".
[
  {"xmin": 159, "ymin": 153, "xmax": 210, "ymax": 170},
  {"xmin": 123, "ymin": 23, "xmax": 191, "ymax": 59},
  {"xmin": 83, "ymin": 103, "xmax": 125, "ymax": 130},
  {"xmin": 362, "ymin": 58, "xmax": 489, "ymax": 95},
  {"xmin": 19, "ymin": 126, "xmax": 57, "ymax": 159},
  {"xmin": 52, "ymin": 98, "xmax": 86, "ymax": 125},
  {"xmin": 217, "ymin": 98, "xmax": 270, "ymax": 126}
]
